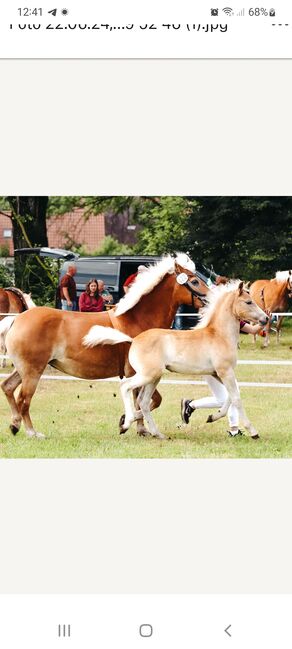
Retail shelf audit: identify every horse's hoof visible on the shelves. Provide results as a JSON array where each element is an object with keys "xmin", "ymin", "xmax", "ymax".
[
  {"xmin": 119, "ymin": 414, "xmax": 125, "ymax": 427},
  {"xmin": 119, "ymin": 414, "xmax": 128, "ymax": 434},
  {"xmin": 251, "ymin": 434, "xmax": 260, "ymax": 440},
  {"xmin": 10, "ymin": 424, "xmax": 19, "ymax": 436},
  {"xmin": 137, "ymin": 429, "xmax": 151, "ymax": 437},
  {"xmin": 206, "ymin": 414, "xmax": 213, "ymax": 423}
]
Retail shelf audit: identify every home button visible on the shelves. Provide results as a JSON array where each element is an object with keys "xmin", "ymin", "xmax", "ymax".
[{"xmin": 139, "ymin": 624, "xmax": 153, "ymax": 638}]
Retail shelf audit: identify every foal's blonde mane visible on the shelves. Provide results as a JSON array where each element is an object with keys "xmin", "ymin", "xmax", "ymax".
[
  {"xmin": 115, "ymin": 253, "xmax": 195, "ymax": 316},
  {"xmin": 195, "ymin": 280, "xmax": 241, "ymax": 330}
]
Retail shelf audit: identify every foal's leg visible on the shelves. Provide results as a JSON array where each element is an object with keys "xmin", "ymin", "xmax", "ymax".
[
  {"xmin": 134, "ymin": 388, "xmax": 163, "ymax": 436},
  {"xmin": 214, "ymin": 368, "xmax": 259, "ymax": 438},
  {"xmin": 120, "ymin": 375, "xmax": 146, "ymax": 433},
  {"xmin": 150, "ymin": 389, "xmax": 162, "ymax": 411},
  {"xmin": 138, "ymin": 380, "xmax": 165, "ymax": 439},
  {"xmin": 16, "ymin": 371, "xmax": 45, "ymax": 439},
  {"xmin": 132, "ymin": 387, "xmax": 151, "ymax": 437},
  {"xmin": 1, "ymin": 370, "xmax": 22, "ymax": 434}
]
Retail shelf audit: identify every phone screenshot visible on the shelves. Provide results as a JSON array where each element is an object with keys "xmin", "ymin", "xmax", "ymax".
[{"xmin": 0, "ymin": 2, "xmax": 291, "ymax": 648}]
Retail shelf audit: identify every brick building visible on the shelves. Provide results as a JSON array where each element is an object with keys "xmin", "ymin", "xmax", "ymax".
[
  {"xmin": 0, "ymin": 211, "xmax": 14, "ymax": 255},
  {"xmin": 0, "ymin": 206, "xmax": 138, "ymax": 255},
  {"xmin": 47, "ymin": 208, "xmax": 105, "ymax": 252}
]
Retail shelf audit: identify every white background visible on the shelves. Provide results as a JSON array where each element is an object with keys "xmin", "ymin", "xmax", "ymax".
[{"xmin": 0, "ymin": 58, "xmax": 291, "ymax": 595}]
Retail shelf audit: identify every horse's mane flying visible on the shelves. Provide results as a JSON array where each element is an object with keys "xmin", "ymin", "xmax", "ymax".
[
  {"xmin": 275, "ymin": 270, "xmax": 292, "ymax": 281},
  {"xmin": 195, "ymin": 280, "xmax": 241, "ymax": 330},
  {"xmin": 115, "ymin": 253, "xmax": 195, "ymax": 316}
]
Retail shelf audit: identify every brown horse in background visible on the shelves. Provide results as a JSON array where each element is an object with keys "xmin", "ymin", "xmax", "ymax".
[
  {"xmin": 0, "ymin": 287, "xmax": 34, "ymax": 318},
  {"xmin": 250, "ymin": 270, "xmax": 292, "ymax": 346},
  {"xmin": 0, "ymin": 288, "xmax": 36, "ymax": 367},
  {"xmin": 0, "ymin": 254, "xmax": 209, "ymax": 438}
]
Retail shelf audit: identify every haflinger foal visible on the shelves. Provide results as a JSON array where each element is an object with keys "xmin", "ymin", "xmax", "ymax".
[{"xmin": 86, "ymin": 282, "xmax": 268, "ymax": 440}]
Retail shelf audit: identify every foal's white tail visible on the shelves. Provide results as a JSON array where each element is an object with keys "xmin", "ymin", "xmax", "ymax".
[{"xmin": 83, "ymin": 325, "xmax": 133, "ymax": 348}]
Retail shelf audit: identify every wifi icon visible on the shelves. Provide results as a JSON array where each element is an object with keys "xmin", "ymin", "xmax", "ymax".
[{"xmin": 222, "ymin": 7, "xmax": 234, "ymax": 15}]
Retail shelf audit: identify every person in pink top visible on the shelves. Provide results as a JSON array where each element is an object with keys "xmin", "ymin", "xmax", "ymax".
[{"xmin": 79, "ymin": 279, "xmax": 104, "ymax": 313}]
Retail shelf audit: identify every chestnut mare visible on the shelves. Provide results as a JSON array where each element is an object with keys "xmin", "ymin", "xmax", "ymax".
[
  {"xmin": 96, "ymin": 282, "xmax": 268, "ymax": 440},
  {"xmin": 250, "ymin": 270, "xmax": 292, "ymax": 346},
  {"xmin": 0, "ymin": 254, "xmax": 208, "ymax": 438}
]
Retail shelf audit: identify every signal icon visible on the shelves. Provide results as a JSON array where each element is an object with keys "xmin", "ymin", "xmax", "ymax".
[
  {"xmin": 222, "ymin": 7, "xmax": 234, "ymax": 15},
  {"xmin": 237, "ymin": 8, "xmax": 245, "ymax": 15}
]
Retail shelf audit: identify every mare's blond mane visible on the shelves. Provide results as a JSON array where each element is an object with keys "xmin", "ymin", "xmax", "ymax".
[
  {"xmin": 275, "ymin": 270, "xmax": 292, "ymax": 282},
  {"xmin": 115, "ymin": 254, "xmax": 195, "ymax": 316}
]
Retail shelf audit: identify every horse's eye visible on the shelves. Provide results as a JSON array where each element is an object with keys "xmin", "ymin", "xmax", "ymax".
[{"xmin": 246, "ymin": 300, "xmax": 252, "ymax": 305}]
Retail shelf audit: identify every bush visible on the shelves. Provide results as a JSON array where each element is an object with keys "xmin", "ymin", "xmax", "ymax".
[{"xmin": 0, "ymin": 263, "xmax": 14, "ymax": 287}]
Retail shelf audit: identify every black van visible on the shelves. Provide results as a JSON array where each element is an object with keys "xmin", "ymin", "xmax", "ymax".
[
  {"xmin": 69, "ymin": 255, "xmax": 161, "ymax": 302},
  {"xmin": 15, "ymin": 248, "xmax": 219, "ymax": 327}
]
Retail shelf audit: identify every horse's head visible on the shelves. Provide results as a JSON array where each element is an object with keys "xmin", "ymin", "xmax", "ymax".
[
  {"xmin": 234, "ymin": 282, "xmax": 269, "ymax": 326},
  {"xmin": 173, "ymin": 255, "xmax": 209, "ymax": 309}
]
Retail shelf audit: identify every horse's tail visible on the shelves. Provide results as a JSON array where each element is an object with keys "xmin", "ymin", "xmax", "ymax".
[
  {"xmin": 83, "ymin": 325, "xmax": 133, "ymax": 348},
  {"xmin": 0, "ymin": 315, "xmax": 16, "ymax": 352}
]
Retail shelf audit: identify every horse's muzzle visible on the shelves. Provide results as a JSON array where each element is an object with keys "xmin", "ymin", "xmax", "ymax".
[{"xmin": 260, "ymin": 315, "xmax": 269, "ymax": 325}]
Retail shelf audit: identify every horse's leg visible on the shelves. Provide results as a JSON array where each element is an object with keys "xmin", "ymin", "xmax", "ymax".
[
  {"xmin": 214, "ymin": 368, "xmax": 259, "ymax": 438},
  {"xmin": 119, "ymin": 375, "xmax": 145, "ymax": 433},
  {"xmin": 1, "ymin": 370, "xmax": 22, "ymax": 434},
  {"xmin": 132, "ymin": 387, "xmax": 151, "ymax": 437},
  {"xmin": 263, "ymin": 320, "xmax": 270, "ymax": 348},
  {"xmin": 120, "ymin": 374, "xmax": 162, "ymax": 435},
  {"xmin": 134, "ymin": 388, "xmax": 163, "ymax": 436},
  {"xmin": 138, "ymin": 380, "xmax": 166, "ymax": 439},
  {"xmin": 276, "ymin": 316, "xmax": 283, "ymax": 344},
  {"xmin": 16, "ymin": 371, "xmax": 45, "ymax": 439},
  {"xmin": 150, "ymin": 389, "xmax": 162, "ymax": 412}
]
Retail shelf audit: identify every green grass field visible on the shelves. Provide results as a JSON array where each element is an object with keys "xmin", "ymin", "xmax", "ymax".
[{"xmin": 0, "ymin": 322, "xmax": 291, "ymax": 458}]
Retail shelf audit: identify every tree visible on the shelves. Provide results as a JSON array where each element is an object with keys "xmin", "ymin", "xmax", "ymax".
[
  {"xmin": 185, "ymin": 197, "xmax": 292, "ymax": 279},
  {"xmin": 3, "ymin": 196, "xmax": 54, "ymax": 300}
]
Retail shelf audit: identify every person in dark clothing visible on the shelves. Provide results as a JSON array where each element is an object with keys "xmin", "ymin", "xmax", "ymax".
[{"xmin": 60, "ymin": 263, "xmax": 78, "ymax": 311}]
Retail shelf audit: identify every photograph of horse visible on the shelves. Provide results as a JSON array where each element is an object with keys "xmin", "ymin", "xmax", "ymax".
[
  {"xmin": 250, "ymin": 270, "xmax": 292, "ymax": 346},
  {"xmin": 86, "ymin": 282, "xmax": 268, "ymax": 440},
  {"xmin": 0, "ymin": 254, "xmax": 209, "ymax": 439}
]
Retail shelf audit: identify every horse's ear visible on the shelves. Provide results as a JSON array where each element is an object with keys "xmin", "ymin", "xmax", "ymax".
[
  {"xmin": 245, "ymin": 281, "xmax": 251, "ymax": 290},
  {"xmin": 238, "ymin": 281, "xmax": 244, "ymax": 294}
]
